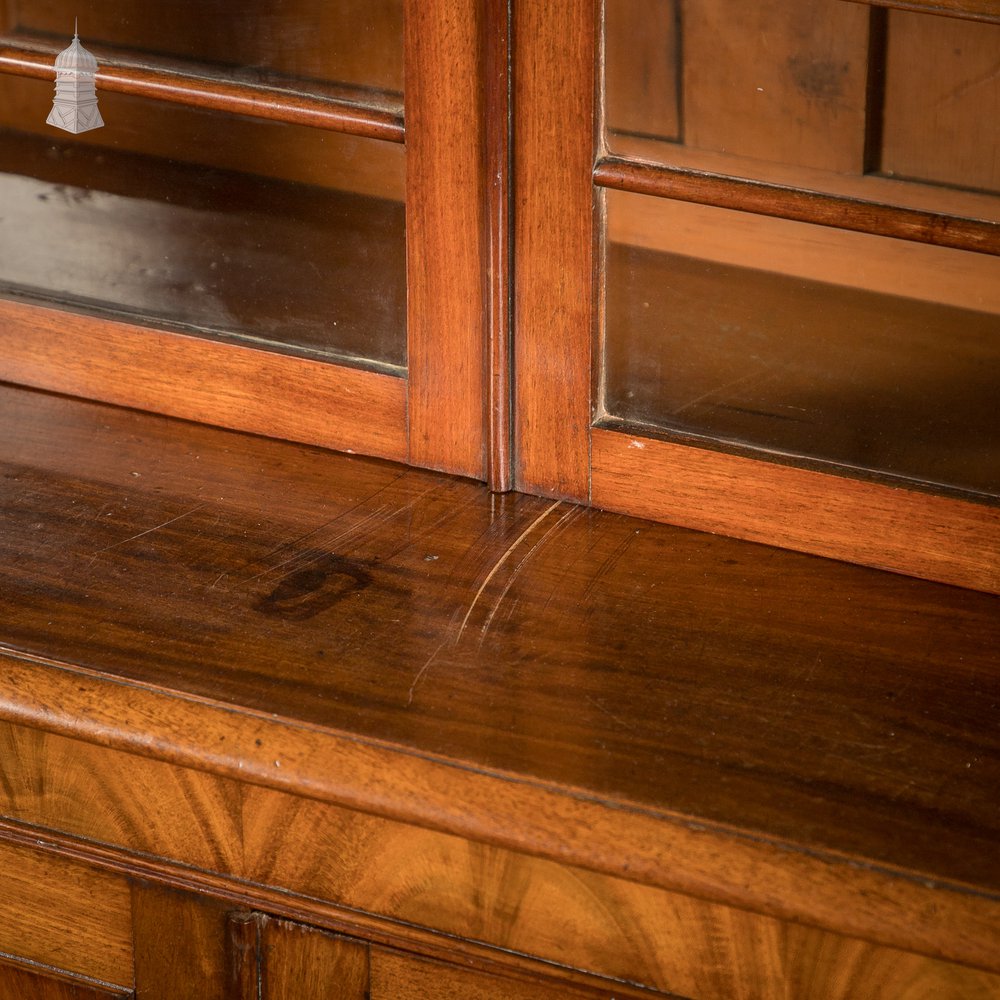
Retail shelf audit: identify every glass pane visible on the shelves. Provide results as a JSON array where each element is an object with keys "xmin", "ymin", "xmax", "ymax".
[
  {"xmin": 0, "ymin": 79, "xmax": 406, "ymax": 372},
  {"xmin": 603, "ymin": 191, "xmax": 1000, "ymax": 500},
  {"xmin": 5, "ymin": 0, "xmax": 404, "ymax": 98}
]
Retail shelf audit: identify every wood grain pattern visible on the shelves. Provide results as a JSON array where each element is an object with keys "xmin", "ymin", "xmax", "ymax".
[
  {"xmin": 371, "ymin": 949, "xmax": 587, "ymax": 1000},
  {"xmin": 512, "ymin": 0, "xmax": 593, "ymax": 500},
  {"xmin": 0, "ymin": 961, "xmax": 129, "ymax": 999},
  {"xmin": 405, "ymin": 0, "xmax": 487, "ymax": 479},
  {"xmin": 0, "ymin": 386, "xmax": 998, "ymax": 974},
  {"xmin": 0, "ymin": 723, "xmax": 242, "ymax": 873},
  {"xmin": 843, "ymin": 0, "xmax": 1000, "ymax": 22},
  {"xmin": 0, "ymin": 42, "xmax": 404, "ymax": 141},
  {"xmin": 882, "ymin": 10, "xmax": 1000, "ymax": 193},
  {"xmin": 682, "ymin": 0, "xmax": 870, "ymax": 172},
  {"xmin": 591, "ymin": 425, "xmax": 999, "ymax": 593},
  {"xmin": 0, "ymin": 841, "xmax": 132, "ymax": 987},
  {"xmin": 595, "ymin": 156, "xmax": 1000, "ymax": 256},
  {"xmin": 0, "ymin": 299, "xmax": 408, "ymax": 462},
  {"xmin": 132, "ymin": 884, "xmax": 231, "ymax": 1000},
  {"xmin": 261, "ymin": 920, "xmax": 369, "ymax": 999}
]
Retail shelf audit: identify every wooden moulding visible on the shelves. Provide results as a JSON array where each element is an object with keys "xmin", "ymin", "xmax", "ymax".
[
  {"xmin": 595, "ymin": 156, "xmax": 1000, "ymax": 257},
  {"xmin": 841, "ymin": 0, "xmax": 1000, "ymax": 23},
  {"xmin": 591, "ymin": 426, "xmax": 1000, "ymax": 595},
  {"xmin": 0, "ymin": 299, "xmax": 408, "ymax": 463},
  {"xmin": 0, "ymin": 42, "xmax": 405, "ymax": 142},
  {"xmin": 2, "ymin": 654, "xmax": 1000, "ymax": 978}
]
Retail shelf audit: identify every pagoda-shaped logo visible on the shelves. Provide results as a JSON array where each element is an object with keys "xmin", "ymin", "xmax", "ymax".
[{"xmin": 47, "ymin": 20, "xmax": 104, "ymax": 134}]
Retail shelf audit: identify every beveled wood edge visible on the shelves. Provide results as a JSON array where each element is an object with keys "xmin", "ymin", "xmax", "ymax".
[
  {"xmin": 0, "ymin": 951, "xmax": 132, "ymax": 997},
  {"xmin": 0, "ymin": 298, "xmax": 408, "ymax": 463},
  {"xmin": 840, "ymin": 0, "xmax": 1000, "ymax": 23},
  {"xmin": 595, "ymin": 156, "xmax": 1000, "ymax": 257},
  {"xmin": 591, "ymin": 427, "xmax": 1000, "ymax": 594},
  {"xmin": 0, "ymin": 41, "xmax": 405, "ymax": 142},
  {"xmin": 1, "ymin": 651, "xmax": 998, "ymax": 974},
  {"xmin": 0, "ymin": 819, "xmax": 670, "ymax": 1000}
]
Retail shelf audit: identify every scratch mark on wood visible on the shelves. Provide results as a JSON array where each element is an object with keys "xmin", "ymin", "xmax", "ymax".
[
  {"xmin": 585, "ymin": 694, "xmax": 639, "ymax": 733},
  {"xmin": 89, "ymin": 502, "xmax": 206, "ymax": 561},
  {"xmin": 455, "ymin": 499, "xmax": 562, "ymax": 645},
  {"xmin": 478, "ymin": 504, "xmax": 578, "ymax": 646},
  {"xmin": 408, "ymin": 639, "xmax": 448, "ymax": 706}
]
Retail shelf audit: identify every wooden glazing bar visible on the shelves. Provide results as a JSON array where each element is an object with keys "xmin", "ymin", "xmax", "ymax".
[
  {"xmin": 0, "ymin": 42, "xmax": 405, "ymax": 142},
  {"xmin": 841, "ymin": 0, "xmax": 1000, "ymax": 23},
  {"xmin": 595, "ymin": 155, "xmax": 1000, "ymax": 256},
  {"xmin": 484, "ymin": 0, "xmax": 513, "ymax": 492}
]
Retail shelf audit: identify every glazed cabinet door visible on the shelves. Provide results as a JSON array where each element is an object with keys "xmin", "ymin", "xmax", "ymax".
[
  {"xmin": 0, "ymin": 0, "xmax": 490, "ymax": 479},
  {"xmin": 514, "ymin": 0, "xmax": 1000, "ymax": 592}
]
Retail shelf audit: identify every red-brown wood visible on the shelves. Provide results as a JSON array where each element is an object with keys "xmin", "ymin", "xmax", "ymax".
[
  {"xmin": 1, "ymin": 385, "xmax": 998, "ymax": 975},
  {"xmin": 0, "ymin": 299, "xmax": 408, "ymax": 462},
  {"xmin": 484, "ymin": 0, "xmax": 513, "ymax": 492},
  {"xmin": 404, "ymin": 0, "xmax": 487, "ymax": 479},
  {"xmin": 0, "ymin": 42, "xmax": 404, "ymax": 142},
  {"xmin": 595, "ymin": 155, "xmax": 1000, "ymax": 256},
  {"xmin": 0, "ymin": 961, "xmax": 129, "ymax": 999},
  {"xmin": 591, "ymin": 425, "xmax": 1000, "ymax": 593},
  {"xmin": 512, "ymin": 0, "xmax": 594, "ymax": 500}
]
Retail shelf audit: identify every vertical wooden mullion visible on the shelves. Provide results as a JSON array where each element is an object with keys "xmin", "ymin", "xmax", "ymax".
[
  {"xmin": 405, "ymin": 0, "xmax": 489, "ymax": 480},
  {"xmin": 485, "ymin": 0, "xmax": 514, "ymax": 492},
  {"xmin": 512, "ymin": 0, "xmax": 596, "ymax": 500}
]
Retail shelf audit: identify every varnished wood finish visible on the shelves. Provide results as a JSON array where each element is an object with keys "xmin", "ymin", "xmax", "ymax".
[
  {"xmin": 595, "ymin": 156, "xmax": 1000, "ymax": 257},
  {"xmin": 843, "ymin": 0, "xmax": 1000, "ymax": 23},
  {"xmin": 225, "ymin": 913, "xmax": 260, "ymax": 1000},
  {"xmin": 404, "ymin": 0, "xmax": 487, "ymax": 478},
  {"xmin": 261, "ymin": 921, "xmax": 369, "ymax": 999},
  {"xmin": 0, "ymin": 299, "xmax": 407, "ymax": 461},
  {"xmin": 0, "ymin": 42, "xmax": 404, "ymax": 142},
  {"xmin": 0, "ymin": 961, "xmax": 129, "ymax": 1000},
  {"xmin": 0, "ymin": 386, "xmax": 998, "ymax": 982},
  {"xmin": 0, "ymin": 840, "xmax": 132, "ymax": 987},
  {"xmin": 512, "ymin": 0, "xmax": 593, "ymax": 500},
  {"xmin": 592, "ymin": 425, "xmax": 999, "ymax": 593},
  {"xmin": 132, "ymin": 884, "xmax": 230, "ymax": 1000},
  {"xmin": 370, "ymin": 949, "xmax": 590, "ymax": 999},
  {"xmin": 484, "ymin": 0, "xmax": 513, "ymax": 492}
]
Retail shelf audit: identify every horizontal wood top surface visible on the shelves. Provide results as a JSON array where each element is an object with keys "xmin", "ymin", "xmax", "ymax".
[{"xmin": 1, "ymin": 384, "xmax": 998, "ymax": 946}]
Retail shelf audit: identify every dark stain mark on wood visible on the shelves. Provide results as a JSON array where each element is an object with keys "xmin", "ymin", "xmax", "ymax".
[{"xmin": 254, "ymin": 551, "xmax": 373, "ymax": 621}]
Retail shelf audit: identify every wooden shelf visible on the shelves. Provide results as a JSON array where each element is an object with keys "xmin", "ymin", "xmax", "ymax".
[{"xmin": 0, "ymin": 383, "xmax": 998, "ymax": 985}]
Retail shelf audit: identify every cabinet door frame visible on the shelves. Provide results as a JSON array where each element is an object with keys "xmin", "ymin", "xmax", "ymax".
[
  {"xmin": 0, "ymin": 0, "xmax": 492, "ymax": 481},
  {"xmin": 512, "ymin": 0, "xmax": 1000, "ymax": 592}
]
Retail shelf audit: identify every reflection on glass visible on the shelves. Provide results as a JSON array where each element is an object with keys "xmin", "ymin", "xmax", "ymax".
[
  {"xmin": 7, "ymin": 0, "xmax": 404, "ymax": 97},
  {"xmin": 603, "ymin": 191, "xmax": 1000, "ymax": 499},
  {"xmin": 0, "ymin": 79, "xmax": 406, "ymax": 372}
]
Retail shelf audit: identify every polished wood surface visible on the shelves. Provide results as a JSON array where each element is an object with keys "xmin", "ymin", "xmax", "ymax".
[
  {"xmin": 0, "ymin": 41, "xmax": 404, "ymax": 141},
  {"xmin": 844, "ymin": 0, "xmax": 1000, "ymax": 23},
  {"xmin": 404, "ymin": 0, "xmax": 487, "ymax": 479},
  {"xmin": 0, "ymin": 385, "xmax": 998, "ymax": 978},
  {"xmin": 596, "ymin": 156, "xmax": 1000, "ymax": 257},
  {"xmin": 0, "ymin": 839, "xmax": 132, "ymax": 987},
  {"xmin": 512, "ymin": 0, "xmax": 593, "ymax": 500},
  {"xmin": 0, "ymin": 962, "xmax": 128, "ymax": 1000}
]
